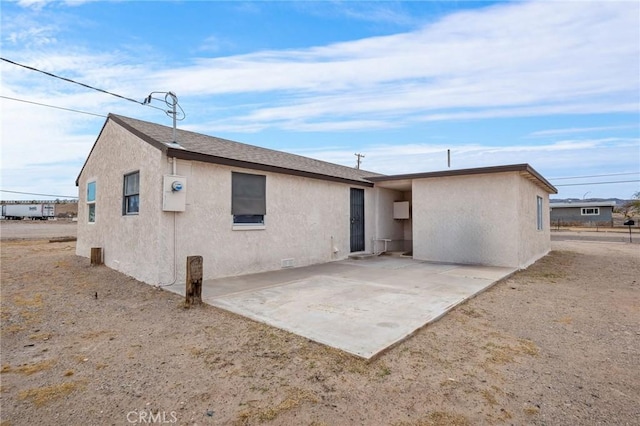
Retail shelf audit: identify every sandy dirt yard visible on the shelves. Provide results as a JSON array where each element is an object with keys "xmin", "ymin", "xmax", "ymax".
[
  {"xmin": 0, "ymin": 220, "xmax": 77, "ymax": 241},
  {"xmin": 1, "ymin": 225, "xmax": 639, "ymax": 425}
]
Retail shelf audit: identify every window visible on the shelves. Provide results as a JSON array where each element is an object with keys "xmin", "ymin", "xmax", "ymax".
[
  {"xmin": 536, "ymin": 196, "xmax": 543, "ymax": 231},
  {"xmin": 581, "ymin": 207, "xmax": 599, "ymax": 216},
  {"xmin": 87, "ymin": 181, "xmax": 96, "ymax": 223},
  {"xmin": 123, "ymin": 171, "xmax": 140, "ymax": 215},
  {"xmin": 231, "ymin": 172, "xmax": 265, "ymax": 226}
]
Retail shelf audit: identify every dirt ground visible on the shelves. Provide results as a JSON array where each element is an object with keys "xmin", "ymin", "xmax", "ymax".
[
  {"xmin": 1, "ymin": 225, "xmax": 638, "ymax": 425},
  {"xmin": 0, "ymin": 220, "xmax": 77, "ymax": 241}
]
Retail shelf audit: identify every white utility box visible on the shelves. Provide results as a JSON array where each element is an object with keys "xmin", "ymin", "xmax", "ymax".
[
  {"xmin": 393, "ymin": 201, "xmax": 410, "ymax": 219},
  {"xmin": 162, "ymin": 175, "xmax": 187, "ymax": 212}
]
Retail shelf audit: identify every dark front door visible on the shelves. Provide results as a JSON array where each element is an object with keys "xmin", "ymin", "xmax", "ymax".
[{"xmin": 350, "ymin": 188, "xmax": 365, "ymax": 252}]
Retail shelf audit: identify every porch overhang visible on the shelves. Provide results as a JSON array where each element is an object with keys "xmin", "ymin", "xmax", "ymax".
[{"xmin": 368, "ymin": 163, "xmax": 557, "ymax": 194}]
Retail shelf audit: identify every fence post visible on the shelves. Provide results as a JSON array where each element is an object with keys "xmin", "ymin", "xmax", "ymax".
[
  {"xmin": 90, "ymin": 247, "xmax": 102, "ymax": 265},
  {"xmin": 185, "ymin": 256, "xmax": 203, "ymax": 307}
]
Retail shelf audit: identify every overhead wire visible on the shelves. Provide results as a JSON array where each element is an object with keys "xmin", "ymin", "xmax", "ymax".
[
  {"xmin": 1, "ymin": 190, "xmax": 78, "ymax": 198},
  {"xmin": 0, "ymin": 95, "xmax": 106, "ymax": 118},
  {"xmin": 2, "ymin": 57, "xmax": 144, "ymax": 105},
  {"xmin": 1, "ymin": 57, "xmax": 167, "ymax": 113},
  {"xmin": 550, "ymin": 172, "xmax": 639, "ymax": 180},
  {"xmin": 554, "ymin": 180, "xmax": 640, "ymax": 187}
]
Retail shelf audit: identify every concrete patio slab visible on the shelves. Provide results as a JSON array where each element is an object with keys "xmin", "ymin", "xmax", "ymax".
[{"xmin": 166, "ymin": 257, "xmax": 516, "ymax": 359}]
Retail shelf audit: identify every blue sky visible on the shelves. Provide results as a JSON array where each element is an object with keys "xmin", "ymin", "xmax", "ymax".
[{"xmin": 1, "ymin": 0, "xmax": 639, "ymax": 201}]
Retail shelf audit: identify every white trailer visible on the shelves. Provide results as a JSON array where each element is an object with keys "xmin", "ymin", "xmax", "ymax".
[{"xmin": 2, "ymin": 204, "xmax": 55, "ymax": 220}]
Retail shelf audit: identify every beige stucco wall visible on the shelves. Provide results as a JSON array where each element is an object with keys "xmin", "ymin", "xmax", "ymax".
[
  {"xmin": 155, "ymin": 156, "xmax": 374, "ymax": 284},
  {"xmin": 411, "ymin": 172, "xmax": 550, "ymax": 268},
  {"xmin": 517, "ymin": 176, "xmax": 551, "ymax": 268},
  {"xmin": 77, "ymin": 120, "xmax": 550, "ymax": 284},
  {"xmin": 372, "ymin": 188, "xmax": 405, "ymax": 252},
  {"xmin": 76, "ymin": 121, "xmax": 164, "ymax": 284},
  {"xmin": 78, "ymin": 122, "xmax": 374, "ymax": 285}
]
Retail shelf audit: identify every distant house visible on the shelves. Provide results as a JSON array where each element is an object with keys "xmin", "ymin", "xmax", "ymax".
[
  {"xmin": 75, "ymin": 114, "xmax": 557, "ymax": 285},
  {"xmin": 550, "ymin": 201, "xmax": 617, "ymax": 226}
]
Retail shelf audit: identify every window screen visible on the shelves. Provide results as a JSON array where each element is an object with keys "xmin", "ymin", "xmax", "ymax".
[
  {"xmin": 87, "ymin": 181, "xmax": 96, "ymax": 223},
  {"xmin": 123, "ymin": 171, "xmax": 140, "ymax": 215},
  {"xmin": 87, "ymin": 181, "xmax": 96, "ymax": 202},
  {"xmin": 536, "ymin": 196, "xmax": 543, "ymax": 230},
  {"xmin": 232, "ymin": 172, "xmax": 266, "ymax": 216}
]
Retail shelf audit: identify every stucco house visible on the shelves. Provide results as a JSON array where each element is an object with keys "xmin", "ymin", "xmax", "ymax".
[
  {"xmin": 550, "ymin": 201, "xmax": 617, "ymax": 226},
  {"xmin": 76, "ymin": 114, "xmax": 557, "ymax": 286}
]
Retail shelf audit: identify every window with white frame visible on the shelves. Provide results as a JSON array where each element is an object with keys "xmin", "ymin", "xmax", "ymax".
[
  {"xmin": 581, "ymin": 207, "xmax": 599, "ymax": 216},
  {"xmin": 123, "ymin": 171, "xmax": 140, "ymax": 215},
  {"xmin": 536, "ymin": 196, "xmax": 543, "ymax": 231},
  {"xmin": 87, "ymin": 181, "xmax": 96, "ymax": 223},
  {"xmin": 231, "ymin": 172, "xmax": 266, "ymax": 226}
]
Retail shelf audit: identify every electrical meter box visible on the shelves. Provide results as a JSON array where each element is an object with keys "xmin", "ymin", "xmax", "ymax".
[{"xmin": 162, "ymin": 175, "xmax": 187, "ymax": 212}]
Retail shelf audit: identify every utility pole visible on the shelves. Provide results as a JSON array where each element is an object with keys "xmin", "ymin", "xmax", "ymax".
[{"xmin": 355, "ymin": 153, "xmax": 365, "ymax": 169}]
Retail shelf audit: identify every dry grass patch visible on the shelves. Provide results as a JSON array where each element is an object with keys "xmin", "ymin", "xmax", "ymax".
[
  {"xmin": 29, "ymin": 332, "xmax": 52, "ymax": 341},
  {"xmin": 557, "ymin": 316, "xmax": 573, "ymax": 325},
  {"xmin": 80, "ymin": 330, "xmax": 115, "ymax": 340},
  {"xmin": 517, "ymin": 339, "xmax": 539, "ymax": 356},
  {"xmin": 524, "ymin": 405, "xmax": 540, "ymax": 416},
  {"xmin": 481, "ymin": 389, "xmax": 498, "ymax": 406},
  {"xmin": 483, "ymin": 342, "xmax": 516, "ymax": 364},
  {"xmin": 439, "ymin": 377, "xmax": 461, "ymax": 389},
  {"xmin": 460, "ymin": 307, "xmax": 482, "ymax": 318},
  {"xmin": 522, "ymin": 250, "xmax": 577, "ymax": 283},
  {"xmin": 12, "ymin": 294, "xmax": 43, "ymax": 308},
  {"xmin": 1, "ymin": 324, "xmax": 25, "ymax": 334},
  {"xmin": 18, "ymin": 381, "xmax": 85, "ymax": 407},
  {"xmin": 236, "ymin": 388, "xmax": 318, "ymax": 424},
  {"xmin": 2, "ymin": 359, "xmax": 56, "ymax": 375},
  {"xmin": 482, "ymin": 338, "xmax": 539, "ymax": 365},
  {"xmin": 394, "ymin": 411, "xmax": 470, "ymax": 426}
]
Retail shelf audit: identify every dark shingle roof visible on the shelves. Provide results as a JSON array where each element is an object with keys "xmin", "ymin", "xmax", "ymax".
[{"xmin": 109, "ymin": 114, "xmax": 381, "ymax": 186}]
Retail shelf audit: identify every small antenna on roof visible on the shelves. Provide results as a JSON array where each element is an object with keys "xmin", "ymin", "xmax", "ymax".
[
  {"xmin": 143, "ymin": 91, "xmax": 185, "ymax": 143},
  {"xmin": 355, "ymin": 153, "xmax": 365, "ymax": 169}
]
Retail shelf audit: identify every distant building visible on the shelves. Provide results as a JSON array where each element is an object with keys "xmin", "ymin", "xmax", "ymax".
[{"xmin": 550, "ymin": 201, "xmax": 617, "ymax": 226}]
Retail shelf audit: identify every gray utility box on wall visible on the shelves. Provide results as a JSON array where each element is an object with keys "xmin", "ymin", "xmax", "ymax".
[
  {"xmin": 162, "ymin": 175, "xmax": 187, "ymax": 212},
  {"xmin": 393, "ymin": 201, "xmax": 410, "ymax": 219}
]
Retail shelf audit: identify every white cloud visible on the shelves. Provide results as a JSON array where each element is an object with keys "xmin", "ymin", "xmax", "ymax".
[
  {"xmin": 16, "ymin": 0, "xmax": 93, "ymax": 10},
  {"xmin": 284, "ymin": 138, "xmax": 640, "ymax": 186},
  {"xmin": 1, "ymin": 0, "xmax": 638, "ymax": 200},
  {"xmin": 143, "ymin": 0, "xmax": 639, "ymax": 130},
  {"xmin": 528, "ymin": 125, "xmax": 639, "ymax": 138}
]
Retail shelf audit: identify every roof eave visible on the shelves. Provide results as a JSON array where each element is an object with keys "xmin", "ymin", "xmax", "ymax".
[
  {"xmin": 166, "ymin": 148, "xmax": 374, "ymax": 187},
  {"xmin": 369, "ymin": 163, "xmax": 557, "ymax": 194}
]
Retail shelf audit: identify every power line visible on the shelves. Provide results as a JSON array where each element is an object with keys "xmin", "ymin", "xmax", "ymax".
[
  {"xmin": 1, "ymin": 190, "xmax": 78, "ymax": 199},
  {"xmin": 0, "ymin": 95, "xmax": 106, "ymax": 118},
  {"xmin": 1, "ymin": 57, "xmax": 145, "ymax": 105},
  {"xmin": 555, "ymin": 179, "xmax": 640, "ymax": 187},
  {"xmin": 550, "ymin": 172, "xmax": 639, "ymax": 181},
  {"xmin": 1, "ymin": 57, "xmax": 166, "ymax": 113}
]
